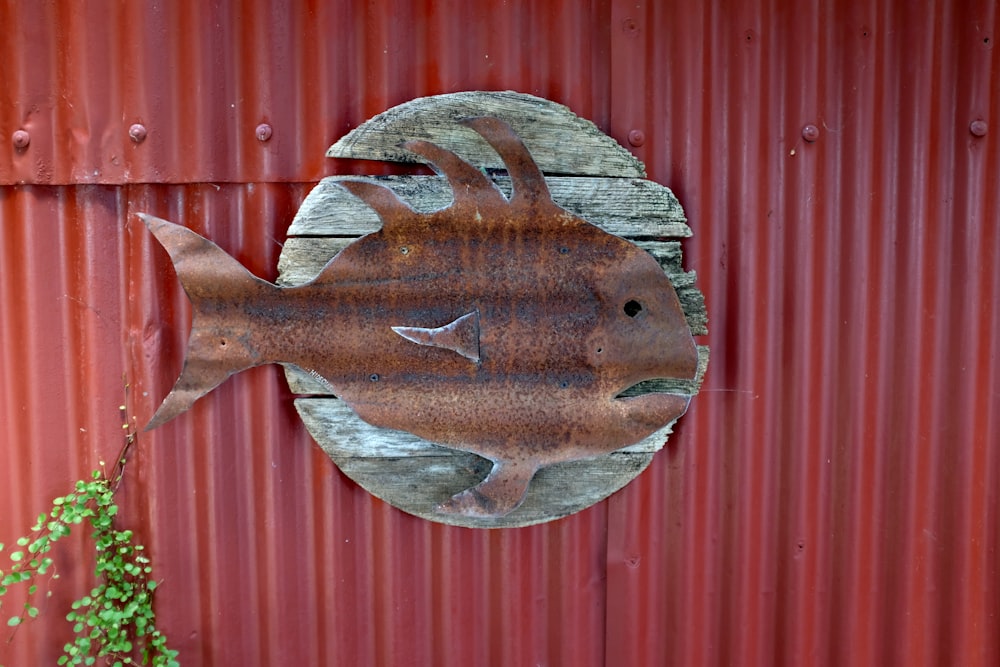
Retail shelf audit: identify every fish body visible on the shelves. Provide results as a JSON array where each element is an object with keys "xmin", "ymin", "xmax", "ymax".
[{"xmin": 143, "ymin": 117, "xmax": 698, "ymax": 518}]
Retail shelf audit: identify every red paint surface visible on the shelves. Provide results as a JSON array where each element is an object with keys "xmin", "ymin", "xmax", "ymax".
[{"xmin": 1, "ymin": 1, "xmax": 998, "ymax": 665}]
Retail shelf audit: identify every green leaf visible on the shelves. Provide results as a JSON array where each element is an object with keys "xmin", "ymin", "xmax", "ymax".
[
  {"xmin": 7, "ymin": 616, "xmax": 21, "ymax": 627},
  {"xmin": 15, "ymin": 537, "xmax": 29, "ymax": 547},
  {"xmin": 9, "ymin": 551, "xmax": 23, "ymax": 562}
]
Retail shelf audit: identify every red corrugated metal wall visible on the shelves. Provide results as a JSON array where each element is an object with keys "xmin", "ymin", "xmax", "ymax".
[{"xmin": 1, "ymin": 1, "xmax": 997, "ymax": 665}]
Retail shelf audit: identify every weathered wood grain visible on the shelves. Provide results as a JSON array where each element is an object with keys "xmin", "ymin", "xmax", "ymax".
[
  {"xmin": 328, "ymin": 91, "xmax": 646, "ymax": 178},
  {"xmin": 285, "ymin": 175, "xmax": 691, "ymax": 238}
]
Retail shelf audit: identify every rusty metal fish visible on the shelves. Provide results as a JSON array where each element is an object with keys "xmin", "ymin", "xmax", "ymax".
[{"xmin": 142, "ymin": 117, "xmax": 698, "ymax": 518}]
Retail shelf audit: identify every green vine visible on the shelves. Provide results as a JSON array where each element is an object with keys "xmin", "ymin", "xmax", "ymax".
[{"xmin": 0, "ymin": 400, "xmax": 178, "ymax": 666}]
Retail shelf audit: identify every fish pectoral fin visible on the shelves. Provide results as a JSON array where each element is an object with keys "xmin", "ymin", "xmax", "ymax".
[
  {"xmin": 436, "ymin": 457, "xmax": 538, "ymax": 518},
  {"xmin": 391, "ymin": 310, "xmax": 480, "ymax": 362}
]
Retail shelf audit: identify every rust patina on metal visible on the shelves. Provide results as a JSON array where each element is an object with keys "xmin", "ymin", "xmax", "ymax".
[{"xmin": 142, "ymin": 117, "xmax": 698, "ymax": 518}]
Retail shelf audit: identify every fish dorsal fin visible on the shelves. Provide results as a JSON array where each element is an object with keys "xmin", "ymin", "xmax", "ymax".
[
  {"xmin": 401, "ymin": 139, "xmax": 506, "ymax": 209},
  {"xmin": 392, "ymin": 310, "xmax": 480, "ymax": 362},
  {"xmin": 460, "ymin": 117, "xmax": 552, "ymax": 207},
  {"xmin": 337, "ymin": 180, "xmax": 416, "ymax": 230}
]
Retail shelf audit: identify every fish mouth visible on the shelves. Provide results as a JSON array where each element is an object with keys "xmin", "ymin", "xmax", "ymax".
[{"xmin": 615, "ymin": 376, "xmax": 699, "ymax": 399}]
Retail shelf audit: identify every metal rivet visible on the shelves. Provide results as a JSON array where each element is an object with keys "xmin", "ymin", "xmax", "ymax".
[
  {"xmin": 970, "ymin": 119, "xmax": 988, "ymax": 137},
  {"xmin": 256, "ymin": 123, "xmax": 273, "ymax": 142},
  {"xmin": 627, "ymin": 130, "xmax": 646, "ymax": 147},
  {"xmin": 12, "ymin": 129, "xmax": 30, "ymax": 150},
  {"xmin": 802, "ymin": 124, "xmax": 820, "ymax": 142},
  {"xmin": 129, "ymin": 124, "xmax": 147, "ymax": 143},
  {"xmin": 622, "ymin": 17, "xmax": 639, "ymax": 36}
]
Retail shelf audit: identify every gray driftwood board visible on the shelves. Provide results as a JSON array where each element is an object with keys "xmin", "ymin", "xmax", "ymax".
[{"xmin": 279, "ymin": 92, "xmax": 709, "ymax": 528}]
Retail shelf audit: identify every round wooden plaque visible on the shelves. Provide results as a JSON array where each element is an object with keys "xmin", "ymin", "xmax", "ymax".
[{"xmin": 277, "ymin": 91, "xmax": 707, "ymax": 528}]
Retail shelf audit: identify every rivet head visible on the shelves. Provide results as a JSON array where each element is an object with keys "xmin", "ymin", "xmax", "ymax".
[
  {"xmin": 12, "ymin": 129, "xmax": 30, "ymax": 150},
  {"xmin": 970, "ymin": 119, "xmax": 988, "ymax": 137},
  {"xmin": 129, "ymin": 124, "xmax": 147, "ymax": 143},
  {"xmin": 621, "ymin": 17, "xmax": 639, "ymax": 36},
  {"xmin": 802, "ymin": 124, "xmax": 820, "ymax": 142},
  {"xmin": 627, "ymin": 129, "xmax": 646, "ymax": 147},
  {"xmin": 256, "ymin": 123, "xmax": 273, "ymax": 142}
]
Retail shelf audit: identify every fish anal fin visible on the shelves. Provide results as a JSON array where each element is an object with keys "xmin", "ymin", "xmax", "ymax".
[
  {"xmin": 392, "ymin": 310, "xmax": 480, "ymax": 362},
  {"xmin": 436, "ymin": 457, "xmax": 538, "ymax": 518}
]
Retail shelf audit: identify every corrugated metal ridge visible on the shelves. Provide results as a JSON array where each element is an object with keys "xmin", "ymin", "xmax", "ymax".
[
  {"xmin": 603, "ymin": 0, "xmax": 1000, "ymax": 665},
  {"xmin": 0, "ymin": 1, "xmax": 614, "ymax": 187},
  {"xmin": 2, "ymin": 0, "xmax": 999, "ymax": 665}
]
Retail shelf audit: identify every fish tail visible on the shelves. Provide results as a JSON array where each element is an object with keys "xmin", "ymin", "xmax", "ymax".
[{"xmin": 140, "ymin": 213, "xmax": 275, "ymax": 430}]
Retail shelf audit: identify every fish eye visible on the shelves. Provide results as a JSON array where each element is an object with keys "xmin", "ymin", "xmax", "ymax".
[
  {"xmin": 369, "ymin": 373, "xmax": 380, "ymax": 382},
  {"xmin": 623, "ymin": 300, "xmax": 643, "ymax": 318}
]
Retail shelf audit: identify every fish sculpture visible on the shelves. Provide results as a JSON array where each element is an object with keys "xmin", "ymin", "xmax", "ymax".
[{"xmin": 142, "ymin": 117, "xmax": 698, "ymax": 518}]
